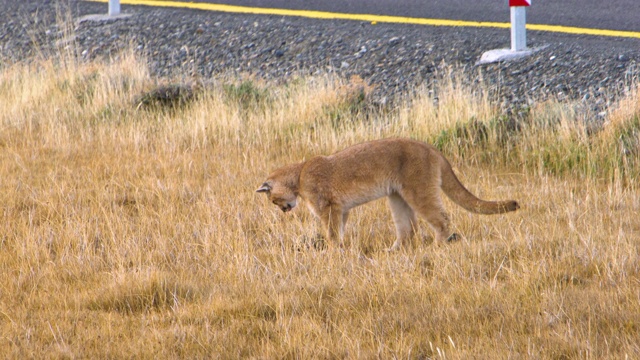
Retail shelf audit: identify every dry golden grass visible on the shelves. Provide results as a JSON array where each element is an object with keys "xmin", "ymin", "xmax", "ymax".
[{"xmin": 1, "ymin": 49, "xmax": 639, "ymax": 359}]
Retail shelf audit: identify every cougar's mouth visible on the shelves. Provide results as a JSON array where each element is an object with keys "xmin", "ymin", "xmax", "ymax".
[{"xmin": 280, "ymin": 204, "xmax": 293, "ymax": 212}]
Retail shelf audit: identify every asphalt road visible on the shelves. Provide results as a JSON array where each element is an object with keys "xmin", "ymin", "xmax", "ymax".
[{"xmin": 187, "ymin": 0, "xmax": 640, "ymax": 32}]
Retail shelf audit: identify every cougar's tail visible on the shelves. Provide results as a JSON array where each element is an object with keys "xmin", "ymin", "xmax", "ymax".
[{"xmin": 439, "ymin": 158, "xmax": 519, "ymax": 215}]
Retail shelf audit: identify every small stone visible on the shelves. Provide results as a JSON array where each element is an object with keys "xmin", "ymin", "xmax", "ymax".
[{"xmin": 617, "ymin": 54, "xmax": 629, "ymax": 62}]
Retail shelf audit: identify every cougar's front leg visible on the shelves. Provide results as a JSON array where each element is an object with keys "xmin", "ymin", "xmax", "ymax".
[
  {"xmin": 320, "ymin": 205, "xmax": 345, "ymax": 247},
  {"xmin": 387, "ymin": 193, "xmax": 418, "ymax": 251}
]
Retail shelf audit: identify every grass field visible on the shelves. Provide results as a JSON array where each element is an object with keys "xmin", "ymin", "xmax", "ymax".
[{"xmin": 1, "ymin": 45, "xmax": 639, "ymax": 359}]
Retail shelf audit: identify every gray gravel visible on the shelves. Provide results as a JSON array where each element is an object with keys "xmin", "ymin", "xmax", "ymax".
[{"xmin": 2, "ymin": 0, "xmax": 639, "ymax": 120}]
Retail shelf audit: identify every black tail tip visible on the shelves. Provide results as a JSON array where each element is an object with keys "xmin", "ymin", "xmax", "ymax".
[{"xmin": 506, "ymin": 200, "xmax": 520, "ymax": 212}]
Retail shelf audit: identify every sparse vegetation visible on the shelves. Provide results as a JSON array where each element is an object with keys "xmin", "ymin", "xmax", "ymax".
[
  {"xmin": 223, "ymin": 79, "xmax": 271, "ymax": 110},
  {"xmin": 1, "ymin": 45, "xmax": 639, "ymax": 359},
  {"xmin": 134, "ymin": 82, "xmax": 199, "ymax": 111}
]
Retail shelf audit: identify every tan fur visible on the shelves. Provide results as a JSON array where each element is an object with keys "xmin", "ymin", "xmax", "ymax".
[{"xmin": 257, "ymin": 138, "xmax": 519, "ymax": 249}]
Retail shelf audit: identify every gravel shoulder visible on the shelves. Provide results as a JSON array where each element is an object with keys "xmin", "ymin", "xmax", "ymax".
[{"xmin": 1, "ymin": 0, "xmax": 639, "ymax": 120}]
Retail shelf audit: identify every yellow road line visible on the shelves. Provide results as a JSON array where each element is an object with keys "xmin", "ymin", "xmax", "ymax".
[{"xmin": 86, "ymin": 0, "xmax": 640, "ymax": 39}]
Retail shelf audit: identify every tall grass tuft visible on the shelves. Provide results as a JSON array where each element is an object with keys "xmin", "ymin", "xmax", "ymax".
[{"xmin": 408, "ymin": 73, "xmax": 640, "ymax": 184}]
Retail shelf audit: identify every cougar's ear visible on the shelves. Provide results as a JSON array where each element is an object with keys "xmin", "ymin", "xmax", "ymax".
[{"xmin": 256, "ymin": 182, "xmax": 271, "ymax": 193}]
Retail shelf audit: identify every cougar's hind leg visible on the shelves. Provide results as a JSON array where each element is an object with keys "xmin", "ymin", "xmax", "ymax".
[
  {"xmin": 399, "ymin": 187, "xmax": 454, "ymax": 244},
  {"xmin": 387, "ymin": 192, "xmax": 418, "ymax": 250}
]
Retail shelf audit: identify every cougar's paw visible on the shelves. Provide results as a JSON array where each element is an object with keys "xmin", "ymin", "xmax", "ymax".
[
  {"xmin": 446, "ymin": 233, "xmax": 461, "ymax": 243},
  {"xmin": 295, "ymin": 234, "xmax": 326, "ymax": 251},
  {"xmin": 312, "ymin": 234, "xmax": 327, "ymax": 250}
]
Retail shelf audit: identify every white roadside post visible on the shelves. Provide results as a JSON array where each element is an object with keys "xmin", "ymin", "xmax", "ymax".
[
  {"xmin": 510, "ymin": 0, "xmax": 530, "ymax": 51},
  {"xmin": 109, "ymin": 0, "xmax": 121, "ymax": 16},
  {"xmin": 78, "ymin": 0, "xmax": 130, "ymax": 23},
  {"xmin": 476, "ymin": 0, "xmax": 536, "ymax": 65}
]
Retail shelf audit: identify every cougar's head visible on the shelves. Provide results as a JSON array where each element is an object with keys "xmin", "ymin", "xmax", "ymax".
[
  {"xmin": 256, "ymin": 162, "xmax": 303, "ymax": 213},
  {"xmin": 256, "ymin": 181, "xmax": 297, "ymax": 212}
]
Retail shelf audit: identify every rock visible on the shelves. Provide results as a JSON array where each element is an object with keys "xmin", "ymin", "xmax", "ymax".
[{"xmin": 617, "ymin": 54, "xmax": 630, "ymax": 62}]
